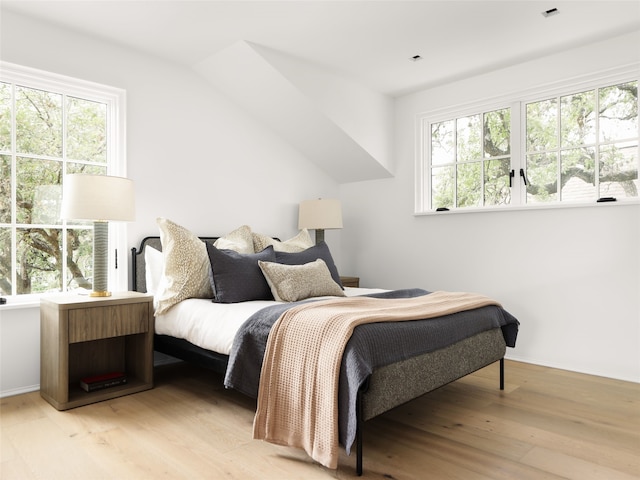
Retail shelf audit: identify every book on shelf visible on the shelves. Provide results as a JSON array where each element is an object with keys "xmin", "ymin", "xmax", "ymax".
[{"xmin": 80, "ymin": 372, "xmax": 127, "ymax": 392}]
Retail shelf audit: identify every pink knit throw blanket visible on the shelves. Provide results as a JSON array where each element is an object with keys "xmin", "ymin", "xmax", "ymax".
[{"xmin": 252, "ymin": 291, "xmax": 501, "ymax": 469}]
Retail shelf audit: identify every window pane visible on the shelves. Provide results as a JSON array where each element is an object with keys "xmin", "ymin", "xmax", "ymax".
[
  {"xmin": 16, "ymin": 157, "xmax": 62, "ymax": 224},
  {"xmin": 457, "ymin": 162, "xmax": 481, "ymax": 208},
  {"xmin": 0, "ymin": 82, "xmax": 11, "ymax": 151},
  {"xmin": 16, "ymin": 227, "xmax": 62, "ymax": 294},
  {"xmin": 484, "ymin": 158, "xmax": 511, "ymax": 206},
  {"xmin": 599, "ymin": 142, "xmax": 639, "ymax": 198},
  {"xmin": 527, "ymin": 99, "xmax": 557, "ymax": 152},
  {"xmin": 0, "ymin": 154, "xmax": 10, "ymax": 223},
  {"xmin": 561, "ymin": 147, "xmax": 596, "ymax": 202},
  {"xmin": 67, "ymin": 97, "xmax": 107, "ymax": 163},
  {"xmin": 561, "ymin": 90, "xmax": 596, "ymax": 148},
  {"xmin": 0, "ymin": 227, "xmax": 10, "ymax": 295},
  {"xmin": 456, "ymin": 115, "xmax": 481, "ymax": 162},
  {"xmin": 16, "ymin": 86, "xmax": 62, "ymax": 157},
  {"xmin": 484, "ymin": 108, "xmax": 510, "ymax": 157},
  {"xmin": 599, "ymin": 82, "xmax": 638, "ymax": 142},
  {"xmin": 431, "ymin": 120, "xmax": 455, "ymax": 165},
  {"xmin": 526, "ymin": 152, "xmax": 558, "ymax": 203},
  {"xmin": 67, "ymin": 162, "xmax": 107, "ymax": 175},
  {"xmin": 431, "ymin": 165, "xmax": 454, "ymax": 208},
  {"xmin": 67, "ymin": 227, "xmax": 93, "ymax": 291}
]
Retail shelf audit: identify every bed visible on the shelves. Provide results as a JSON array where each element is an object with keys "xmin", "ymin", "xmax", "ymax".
[{"xmin": 131, "ymin": 229, "xmax": 519, "ymax": 475}]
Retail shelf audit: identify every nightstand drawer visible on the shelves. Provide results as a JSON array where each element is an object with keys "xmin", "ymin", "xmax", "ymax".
[{"xmin": 69, "ymin": 303, "xmax": 149, "ymax": 343}]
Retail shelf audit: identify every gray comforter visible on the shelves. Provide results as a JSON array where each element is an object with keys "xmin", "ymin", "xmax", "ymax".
[{"xmin": 224, "ymin": 289, "xmax": 519, "ymax": 455}]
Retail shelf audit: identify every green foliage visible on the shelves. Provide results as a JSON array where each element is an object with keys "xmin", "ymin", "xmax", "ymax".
[
  {"xmin": 430, "ymin": 80, "xmax": 638, "ymax": 210},
  {"xmin": 1, "ymin": 83, "xmax": 108, "ymax": 295},
  {"xmin": 526, "ymin": 81, "xmax": 638, "ymax": 202}
]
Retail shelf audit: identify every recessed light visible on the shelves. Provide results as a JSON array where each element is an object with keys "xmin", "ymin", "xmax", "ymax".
[
  {"xmin": 410, "ymin": 55, "xmax": 423, "ymax": 62},
  {"xmin": 541, "ymin": 7, "xmax": 559, "ymax": 17}
]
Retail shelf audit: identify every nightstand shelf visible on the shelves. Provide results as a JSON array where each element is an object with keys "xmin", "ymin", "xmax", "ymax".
[{"xmin": 40, "ymin": 292, "xmax": 154, "ymax": 411}]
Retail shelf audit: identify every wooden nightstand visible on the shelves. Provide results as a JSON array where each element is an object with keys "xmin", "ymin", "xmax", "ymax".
[
  {"xmin": 40, "ymin": 292, "xmax": 154, "ymax": 410},
  {"xmin": 340, "ymin": 276, "xmax": 360, "ymax": 288}
]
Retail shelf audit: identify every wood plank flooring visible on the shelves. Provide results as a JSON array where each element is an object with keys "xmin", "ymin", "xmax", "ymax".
[{"xmin": 1, "ymin": 360, "xmax": 638, "ymax": 479}]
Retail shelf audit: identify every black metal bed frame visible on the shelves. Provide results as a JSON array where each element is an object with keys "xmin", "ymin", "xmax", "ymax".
[{"xmin": 131, "ymin": 237, "xmax": 506, "ymax": 476}]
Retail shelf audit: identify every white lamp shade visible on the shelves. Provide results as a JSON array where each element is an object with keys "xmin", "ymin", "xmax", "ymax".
[
  {"xmin": 298, "ymin": 199, "xmax": 343, "ymax": 230},
  {"xmin": 61, "ymin": 174, "xmax": 135, "ymax": 221}
]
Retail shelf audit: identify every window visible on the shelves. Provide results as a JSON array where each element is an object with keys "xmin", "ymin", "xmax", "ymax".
[
  {"xmin": 0, "ymin": 63, "xmax": 126, "ymax": 297},
  {"xmin": 418, "ymin": 71, "xmax": 639, "ymax": 213},
  {"xmin": 429, "ymin": 107, "xmax": 511, "ymax": 209},
  {"xmin": 525, "ymin": 81, "xmax": 638, "ymax": 203}
]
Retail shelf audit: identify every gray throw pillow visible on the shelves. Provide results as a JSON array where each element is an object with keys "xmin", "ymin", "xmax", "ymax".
[
  {"xmin": 206, "ymin": 243, "xmax": 276, "ymax": 303},
  {"xmin": 274, "ymin": 241, "xmax": 343, "ymax": 288}
]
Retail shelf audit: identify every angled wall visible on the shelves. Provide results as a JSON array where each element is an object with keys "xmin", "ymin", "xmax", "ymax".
[{"xmin": 195, "ymin": 41, "xmax": 394, "ymax": 184}]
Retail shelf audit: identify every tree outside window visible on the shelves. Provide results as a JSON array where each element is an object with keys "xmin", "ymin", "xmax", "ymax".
[
  {"xmin": 0, "ymin": 69, "xmax": 120, "ymax": 296},
  {"xmin": 526, "ymin": 81, "xmax": 638, "ymax": 203},
  {"xmin": 429, "ymin": 107, "xmax": 511, "ymax": 209},
  {"xmin": 421, "ymin": 76, "xmax": 638, "ymax": 212}
]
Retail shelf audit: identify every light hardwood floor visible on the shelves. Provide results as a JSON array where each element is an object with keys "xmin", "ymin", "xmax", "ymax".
[{"xmin": 1, "ymin": 360, "xmax": 638, "ymax": 479}]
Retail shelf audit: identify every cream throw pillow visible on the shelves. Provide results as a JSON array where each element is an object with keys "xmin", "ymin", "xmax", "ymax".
[
  {"xmin": 253, "ymin": 229, "xmax": 313, "ymax": 253},
  {"xmin": 213, "ymin": 225, "xmax": 254, "ymax": 254},
  {"xmin": 155, "ymin": 218, "xmax": 213, "ymax": 315},
  {"xmin": 258, "ymin": 258, "xmax": 345, "ymax": 302}
]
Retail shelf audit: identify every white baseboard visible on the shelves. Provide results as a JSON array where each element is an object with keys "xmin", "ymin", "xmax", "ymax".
[{"xmin": 0, "ymin": 384, "xmax": 39, "ymax": 399}]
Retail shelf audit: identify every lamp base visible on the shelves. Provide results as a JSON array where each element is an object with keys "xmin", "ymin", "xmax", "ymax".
[
  {"xmin": 89, "ymin": 290, "xmax": 112, "ymax": 297},
  {"xmin": 92, "ymin": 221, "xmax": 110, "ymax": 296}
]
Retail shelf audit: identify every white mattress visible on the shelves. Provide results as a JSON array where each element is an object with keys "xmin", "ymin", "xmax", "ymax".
[{"xmin": 154, "ymin": 287, "xmax": 387, "ymax": 355}]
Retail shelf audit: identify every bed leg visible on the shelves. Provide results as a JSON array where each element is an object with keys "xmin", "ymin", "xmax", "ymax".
[
  {"xmin": 355, "ymin": 377, "xmax": 371, "ymax": 476},
  {"xmin": 356, "ymin": 389, "xmax": 364, "ymax": 476},
  {"xmin": 500, "ymin": 358, "xmax": 504, "ymax": 390}
]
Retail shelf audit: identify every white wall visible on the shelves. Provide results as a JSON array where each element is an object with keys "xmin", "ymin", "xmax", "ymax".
[
  {"xmin": 341, "ymin": 31, "xmax": 640, "ymax": 382},
  {"xmin": 1, "ymin": 11, "xmax": 638, "ymax": 397},
  {"xmin": 0, "ymin": 10, "xmax": 341, "ymax": 396}
]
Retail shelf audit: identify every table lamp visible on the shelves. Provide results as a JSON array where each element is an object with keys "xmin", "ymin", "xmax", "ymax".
[
  {"xmin": 61, "ymin": 174, "xmax": 135, "ymax": 297},
  {"xmin": 298, "ymin": 198, "xmax": 343, "ymax": 244}
]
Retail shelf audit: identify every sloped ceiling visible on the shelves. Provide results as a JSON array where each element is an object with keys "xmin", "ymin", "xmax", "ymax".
[{"xmin": 195, "ymin": 41, "xmax": 394, "ymax": 183}]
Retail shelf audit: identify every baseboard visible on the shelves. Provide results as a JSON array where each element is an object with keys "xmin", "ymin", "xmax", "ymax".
[{"xmin": 0, "ymin": 384, "xmax": 39, "ymax": 399}]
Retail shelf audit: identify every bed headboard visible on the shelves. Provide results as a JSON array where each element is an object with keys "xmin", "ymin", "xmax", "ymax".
[{"xmin": 131, "ymin": 236, "xmax": 220, "ymax": 293}]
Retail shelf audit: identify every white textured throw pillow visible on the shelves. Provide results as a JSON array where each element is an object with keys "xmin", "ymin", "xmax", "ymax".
[
  {"xmin": 258, "ymin": 258, "xmax": 345, "ymax": 302},
  {"xmin": 253, "ymin": 229, "xmax": 314, "ymax": 253},
  {"xmin": 155, "ymin": 218, "xmax": 213, "ymax": 315},
  {"xmin": 213, "ymin": 225, "xmax": 254, "ymax": 254}
]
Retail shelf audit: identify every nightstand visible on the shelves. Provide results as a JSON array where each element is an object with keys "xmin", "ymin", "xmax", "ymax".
[
  {"xmin": 40, "ymin": 292, "xmax": 154, "ymax": 410},
  {"xmin": 340, "ymin": 276, "xmax": 360, "ymax": 288}
]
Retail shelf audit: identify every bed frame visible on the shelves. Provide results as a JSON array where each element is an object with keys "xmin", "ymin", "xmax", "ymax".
[{"xmin": 132, "ymin": 236, "xmax": 506, "ymax": 475}]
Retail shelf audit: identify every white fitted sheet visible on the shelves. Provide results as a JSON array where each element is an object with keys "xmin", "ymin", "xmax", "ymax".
[{"xmin": 154, "ymin": 287, "xmax": 387, "ymax": 355}]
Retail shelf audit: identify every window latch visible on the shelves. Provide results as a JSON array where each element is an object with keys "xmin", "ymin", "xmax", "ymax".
[
  {"xmin": 509, "ymin": 169, "xmax": 515, "ymax": 187},
  {"xmin": 519, "ymin": 168, "xmax": 529, "ymax": 186}
]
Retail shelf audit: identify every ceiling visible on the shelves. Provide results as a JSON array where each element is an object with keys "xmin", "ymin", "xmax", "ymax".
[{"xmin": 3, "ymin": 1, "xmax": 640, "ymax": 97}]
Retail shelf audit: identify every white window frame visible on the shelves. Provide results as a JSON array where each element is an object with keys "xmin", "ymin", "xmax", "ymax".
[
  {"xmin": 415, "ymin": 65, "xmax": 640, "ymax": 215},
  {"xmin": 0, "ymin": 62, "xmax": 127, "ymax": 301}
]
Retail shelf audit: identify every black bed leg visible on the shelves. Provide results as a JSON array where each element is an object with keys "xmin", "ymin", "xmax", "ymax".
[
  {"xmin": 499, "ymin": 358, "xmax": 505, "ymax": 390},
  {"xmin": 356, "ymin": 392, "xmax": 364, "ymax": 476}
]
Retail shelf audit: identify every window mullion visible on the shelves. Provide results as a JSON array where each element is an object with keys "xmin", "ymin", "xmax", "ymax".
[
  {"xmin": 10, "ymin": 83, "xmax": 17, "ymax": 296},
  {"xmin": 512, "ymin": 101, "xmax": 524, "ymax": 205},
  {"xmin": 61, "ymin": 93, "xmax": 68, "ymax": 291},
  {"xmin": 594, "ymin": 87, "xmax": 601, "ymax": 196}
]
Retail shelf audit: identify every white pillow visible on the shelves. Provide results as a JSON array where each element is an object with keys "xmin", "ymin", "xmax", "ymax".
[
  {"xmin": 253, "ymin": 229, "xmax": 314, "ymax": 253},
  {"xmin": 155, "ymin": 218, "xmax": 213, "ymax": 315},
  {"xmin": 213, "ymin": 225, "xmax": 254, "ymax": 254},
  {"xmin": 144, "ymin": 245, "xmax": 164, "ymax": 295},
  {"xmin": 258, "ymin": 258, "xmax": 345, "ymax": 302}
]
